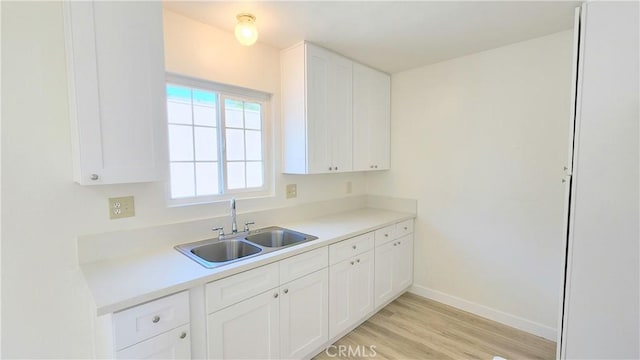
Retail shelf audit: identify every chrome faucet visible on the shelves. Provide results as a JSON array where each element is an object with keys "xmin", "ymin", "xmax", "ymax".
[{"xmin": 230, "ymin": 198, "xmax": 238, "ymax": 234}]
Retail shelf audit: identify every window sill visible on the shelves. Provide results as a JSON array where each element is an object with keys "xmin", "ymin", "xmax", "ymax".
[{"xmin": 167, "ymin": 190, "xmax": 274, "ymax": 208}]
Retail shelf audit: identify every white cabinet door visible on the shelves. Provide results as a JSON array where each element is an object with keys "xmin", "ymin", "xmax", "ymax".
[
  {"xmin": 63, "ymin": 1, "xmax": 167, "ymax": 185},
  {"xmin": 116, "ymin": 325, "xmax": 191, "ymax": 360},
  {"xmin": 207, "ymin": 290, "xmax": 280, "ymax": 359},
  {"xmin": 280, "ymin": 268, "xmax": 329, "ymax": 359},
  {"xmin": 306, "ymin": 44, "xmax": 353, "ymax": 173},
  {"xmin": 374, "ymin": 240, "xmax": 396, "ymax": 308},
  {"xmin": 352, "ymin": 250, "xmax": 375, "ymax": 321},
  {"xmin": 329, "ymin": 257, "xmax": 353, "ymax": 337},
  {"xmin": 375, "ymin": 235, "xmax": 414, "ymax": 308},
  {"xmin": 353, "ymin": 63, "xmax": 391, "ymax": 171},
  {"xmin": 282, "ymin": 42, "xmax": 353, "ymax": 174},
  {"xmin": 306, "ymin": 45, "xmax": 332, "ymax": 173},
  {"xmin": 393, "ymin": 236, "xmax": 414, "ymax": 293},
  {"xmin": 330, "ymin": 250, "xmax": 375, "ymax": 338}
]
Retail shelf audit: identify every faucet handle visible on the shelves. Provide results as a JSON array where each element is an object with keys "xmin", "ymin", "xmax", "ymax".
[
  {"xmin": 244, "ymin": 222, "xmax": 255, "ymax": 232},
  {"xmin": 212, "ymin": 226, "xmax": 225, "ymax": 239}
]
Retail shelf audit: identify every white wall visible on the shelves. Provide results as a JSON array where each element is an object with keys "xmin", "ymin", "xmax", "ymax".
[
  {"xmin": 367, "ymin": 30, "xmax": 574, "ymax": 337},
  {"xmin": 0, "ymin": 4, "xmax": 363, "ymax": 358}
]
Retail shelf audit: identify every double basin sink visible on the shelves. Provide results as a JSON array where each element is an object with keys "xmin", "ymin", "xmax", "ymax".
[{"xmin": 175, "ymin": 227, "xmax": 318, "ymax": 269}]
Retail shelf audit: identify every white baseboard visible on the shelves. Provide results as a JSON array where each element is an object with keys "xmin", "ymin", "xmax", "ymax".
[{"xmin": 409, "ymin": 285, "xmax": 557, "ymax": 341}]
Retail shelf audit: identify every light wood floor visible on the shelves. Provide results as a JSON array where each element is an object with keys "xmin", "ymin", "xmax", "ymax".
[{"xmin": 314, "ymin": 293, "xmax": 556, "ymax": 360}]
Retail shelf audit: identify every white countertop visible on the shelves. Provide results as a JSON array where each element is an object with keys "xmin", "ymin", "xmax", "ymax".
[{"xmin": 81, "ymin": 208, "xmax": 414, "ymax": 315}]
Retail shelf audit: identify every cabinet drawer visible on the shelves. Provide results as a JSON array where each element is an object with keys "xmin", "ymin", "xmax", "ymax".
[
  {"xmin": 206, "ymin": 262, "xmax": 279, "ymax": 314},
  {"xmin": 280, "ymin": 247, "xmax": 328, "ymax": 284},
  {"xmin": 113, "ymin": 291, "xmax": 189, "ymax": 350},
  {"xmin": 374, "ymin": 225, "xmax": 396, "ymax": 246},
  {"xmin": 395, "ymin": 220, "xmax": 414, "ymax": 238},
  {"xmin": 329, "ymin": 232, "xmax": 374, "ymax": 265},
  {"xmin": 116, "ymin": 324, "xmax": 191, "ymax": 359}
]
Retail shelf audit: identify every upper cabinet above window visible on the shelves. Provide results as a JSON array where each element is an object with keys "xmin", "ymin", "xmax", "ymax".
[
  {"xmin": 63, "ymin": 1, "xmax": 168, "ymax": 185},
  {"xmin": 281, "ymin": 42, "xmax": 391, "ymax": 175}
]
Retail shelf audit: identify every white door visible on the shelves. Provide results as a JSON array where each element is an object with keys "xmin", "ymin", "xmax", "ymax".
[
  {"xmin": 329, "ymin": 54, "xmax": 353, "ymax": 172},
  {"xmin": 207, "ymin": 290, "xmax": 280, "ymax": 359},
  {"xmin": 329, "ymin": 258, "xmax": 353, "ymax": 338},
  {"xmin": 393, "ymin": 236, "xmax": 414, "ymax": 293},
  {"xmin": 560, "ymin": 2, "xmax": 640, "ymax": 359},
  {"xmin": 116, "ymin": 325, "xmax": 191, "ymax": 359},
  {"xmin": 64, "ymin": 1, "xmax": 167, "ymax": 184},
  {"xmin": 280, "ymin": 269, "xmax": 329, "ymax": 359},
  {"xmin": 374, "ymin": 240, "xmax": 396, "ymax": 308},
  {"xmin": 352, "ymin": 250, "xmax": 375, "ymax": 321},
  {"xmin": 353, "ymin": 64, "xmax": 391, "ymax": 171},
  {"xmin": 306, "ymin": 45, "xmax": 332, "ymax": 173}
]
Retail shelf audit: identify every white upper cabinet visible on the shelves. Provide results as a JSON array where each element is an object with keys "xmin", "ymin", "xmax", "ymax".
[
  {"xmin": 353, "ymin": 63, "xmax": 391, "ymax": 171},
  {"xmin": 63, "ymin": 1, "xmax": 168, "ymax": 185},
  {"xmin": 282, "ymin": 42, "xmax": 353, "ymax": 174}
]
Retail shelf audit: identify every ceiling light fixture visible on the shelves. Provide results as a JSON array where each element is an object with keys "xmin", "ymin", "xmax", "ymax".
[{"xmin": 235, "ymin": 13, "xmax": 258, "ymax": 46}]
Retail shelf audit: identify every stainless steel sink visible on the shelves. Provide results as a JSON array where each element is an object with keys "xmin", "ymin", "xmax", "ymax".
[
  {"xmin": 244, "ymin": 226, "xmax": 317, "ymax": 248},
  {"xmin": 192, "ymin": 240, "xmax": 262, "ymax": 262},
  {"xmin": 175, "ymin": 226, "xmax": 318, "ymax": 269},
  {"xmin": 176, "ymin": 239, "xmax": 262, "ymax": 268}
]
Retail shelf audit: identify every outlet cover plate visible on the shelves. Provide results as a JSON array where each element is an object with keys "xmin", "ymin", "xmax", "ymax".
[
  {"xmin": 109, "ymin": 196, "xmax": 135, "ymax": 219},
  {"xmin": 286, "ymin": 184, "xmax": 297, "ymax": 199}
]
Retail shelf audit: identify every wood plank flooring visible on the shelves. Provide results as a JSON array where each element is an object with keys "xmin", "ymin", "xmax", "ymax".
[{"xmin": 314, "ymin": 293, "xmax": 556, "ymax": 360}]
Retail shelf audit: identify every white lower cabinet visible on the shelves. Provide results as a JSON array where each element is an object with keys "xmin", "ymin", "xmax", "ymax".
[
  {"xmin": 280, "ymin": 269, "xmax": 329, "ymax": 359},
  {"xmin": 207, "ymin": 290, "xmax": 280, "ymax": 359},
  {"xmin": 206, "ymin": 248, "xmax": 329, "ymax": 360},
  {"xmin": 374, "ymin": 234, "xmax": 414, "ymax": 308},
  {"xmin": 112, "ymin": 291, "xmax": 191, "ymax": 359},
  {"xmin": 329, "ymin": 250, "xmax": 374, "ymax": 338}
]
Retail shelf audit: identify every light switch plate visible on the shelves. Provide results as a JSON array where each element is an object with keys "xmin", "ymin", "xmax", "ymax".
[
  {"xmin": 109, "ymin": 196, "xmax": 135, "ymax": 219},
  {"xmin": 346, "ymin": 181, "xmax": 352, "ymax": 194},
  {"xmin": 286, "ymin": 184, "xmax": 297, "ymax": 199}
]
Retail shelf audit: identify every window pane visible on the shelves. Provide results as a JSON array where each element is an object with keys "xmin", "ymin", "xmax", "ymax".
[
  {"xmin": 245, "ymin": 130, "xmax": 262, "ymax": 161},
  {"xmin": 196, "ymin": 162, "xmax": 219, "ymax": 196},
  {"xmin": 194, "ymin": 127, "xmax": 217, "ymax": 161},
  {"xmin": 246, "ymin": 162, "xmax": 263, "ymax": 188},
  {"xmin": 167, "ymin": 102, "xmax": 192, "ymax": 125},
  {"xmin": 170, "ymin": 162, "xmax": 195, "ymax": 198},
  {"xmin": 168, "ymin": 125, "xmax": 194, "ymax": 161},
  {"xmin": 226, "ymin": 128, "xmax": 245, "ymax": 161},
  {"xmin": 193, "ymin": 105, "xmax": 217, "ymax": 127},
  {"xmin": 193, "ymin": 90, "xmax": 216, "ymax": 107},
  {"xmin": 227, "ymin": 162, "xmax": 246, "ymax": 190},
  {"xmin": 245, "ymin": 103, "xmax": 261, "ymax": 130},
  {"xmin": 225, "ymin": 99, "xmax": 244, "ymax": 128},
  {"xmin": 167, "ymin": 85, "xmax": 191, "ymax": 103}
]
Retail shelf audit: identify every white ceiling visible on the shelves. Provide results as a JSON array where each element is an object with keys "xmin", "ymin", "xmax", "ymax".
[{"xmin": 163, "ymin": 1, "xmax": 579, "ymax": 74}]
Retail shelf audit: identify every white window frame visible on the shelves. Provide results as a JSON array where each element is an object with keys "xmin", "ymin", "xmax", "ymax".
[{"xmin": 166, "ymin": 73, "xmax": 273, "ymax": 206}]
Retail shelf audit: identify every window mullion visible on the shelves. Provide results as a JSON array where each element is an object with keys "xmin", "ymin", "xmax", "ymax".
[
  {"xmin": 219, "ymin": 95, "xmax": 228, "ymax": 194},
  {"xmin": 190, "ymin": 89, "xmax": 198, "ymax": 197}
]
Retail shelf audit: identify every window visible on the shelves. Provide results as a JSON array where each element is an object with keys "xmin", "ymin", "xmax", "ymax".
[{"xmin": 165, "ymin": 75, "xmax": 270, "ymax": 203}]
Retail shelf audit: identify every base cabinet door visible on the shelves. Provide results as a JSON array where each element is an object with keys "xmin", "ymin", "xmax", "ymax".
[
  {"xmin": 116, "ymin": 325, "xmax": 191, "ymax": 359},
  {"xmin": 374, "ymin": 240, "xmax": 396, "ymax": 308},
  {"xmin": 394, "ymin": 236, "xmax": 414, "ymax": 292},
  {"xmin": 375, "ymin": 235, "xmax": 414, "ymax": 308},
  {"xmin": 330, "ymin": 250, "xmax": 375, "ymax": 338},
  {"xmin": 280, "ymin": 268, "xmax": 329, "ymax": 359},
  {"xmin": 207, "ymin": 290, "xmax": 280, "ymax": 359}
]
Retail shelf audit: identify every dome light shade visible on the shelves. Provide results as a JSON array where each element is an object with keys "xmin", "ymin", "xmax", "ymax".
[{"xmin": 235, "ymin": 14, "xmax": 258, "ymax": 46}]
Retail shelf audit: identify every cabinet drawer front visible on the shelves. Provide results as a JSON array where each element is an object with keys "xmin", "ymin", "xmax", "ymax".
[
  {"xmin": 280, "ymin": 247, "xmax": 328, "ymax": 284},
  {"xmin": 374, "ymin": 225, "xmax": 397, "ymax": 246},
  {"xmin": 113, "ymin": 291, "xmax": 190, "ymax": 350},
  {"xmin": 395, "ymin": 220, "xmax": 414, "ymax": 238},
  {"xmin": 206, "ymin": 262, "xmax": 279, "ymax": 314},
  {"xmin": 329, "ymin": 232, "xmax": 374, "ymax": 265},
  {"xmin": 116, "ymin": 324, "xmax": 191, "ymax": 359}
]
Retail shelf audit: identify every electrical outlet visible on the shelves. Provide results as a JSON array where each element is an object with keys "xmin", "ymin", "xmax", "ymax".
[
  {"xmin": 109, "ymin": 196, "xmax": 135, "ymax": 219},
  {"xmin": 286, "ymin": 184, "xmax": 297, "ymax": 199},
  {"xmin": 346, "ymin": 181, "xmax": 352, "ymax": 194}
]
